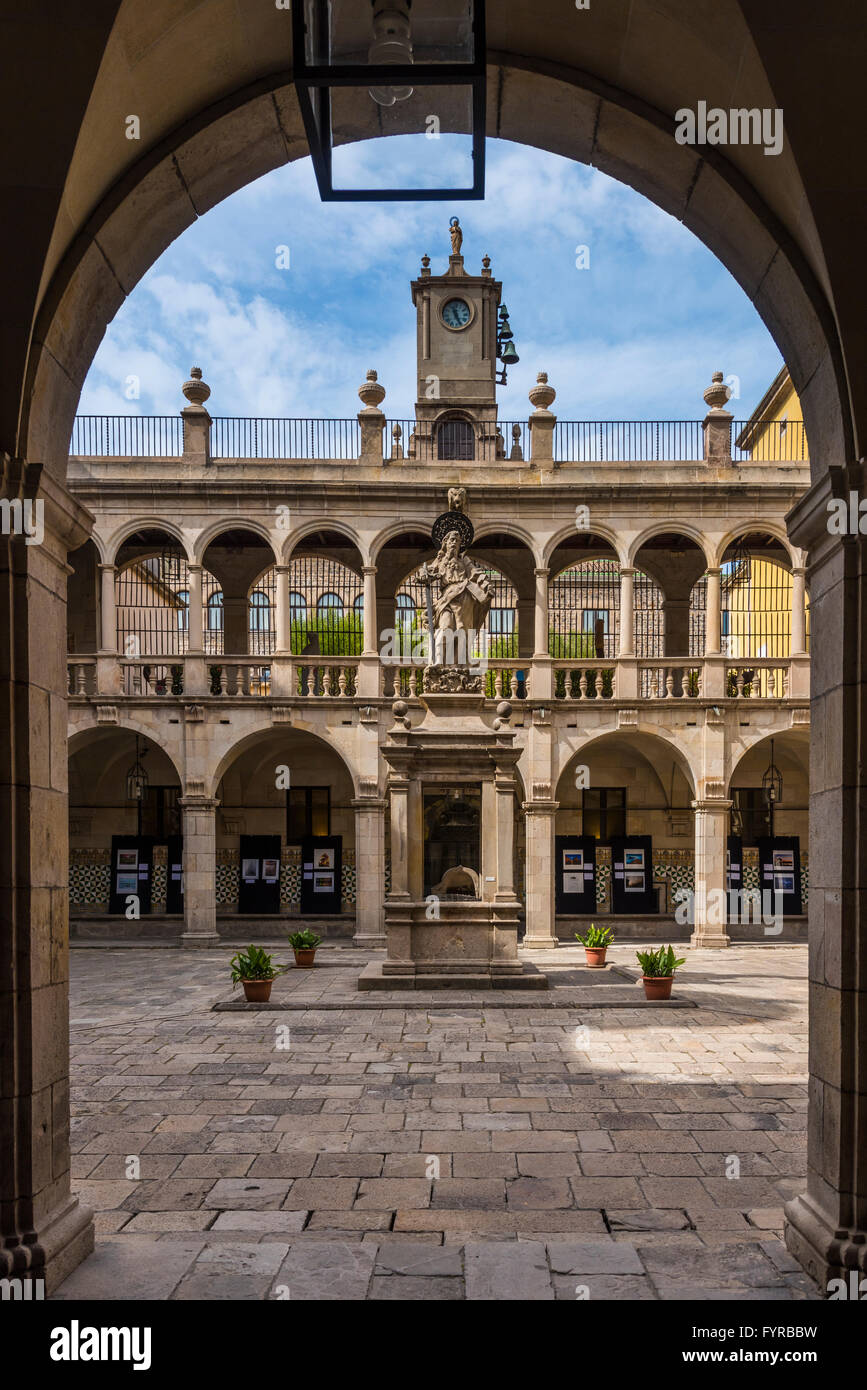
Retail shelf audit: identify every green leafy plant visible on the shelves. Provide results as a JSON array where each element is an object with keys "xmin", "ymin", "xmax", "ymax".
[
  {"xmin": 636, "ymin": 944, "xmax": 686, "ymax": 978},
  {"xmin": 288, "ymin": 929, "xmax": 322, "ymax": 951},
  {"xmin": 229, "ymin": 944, "xmax": 287, "ymax": 985},
  {"xmin": 574, "ymin": 924, "xmax": 613, "ymax": 948}
]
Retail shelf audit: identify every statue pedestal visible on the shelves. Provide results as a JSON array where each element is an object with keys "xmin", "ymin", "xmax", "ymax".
[{"xmin": 359, "ymin": 683, "xmax": 548, "ymax": 991}]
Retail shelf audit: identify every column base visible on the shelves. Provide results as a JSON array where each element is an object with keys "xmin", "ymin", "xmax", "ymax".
[
  {"xmin": 521, "ymin": 935, "xmax": 560, "ymax": 949},
  {"xmin": 689, "ymin": 930, "xmax": 730, "ymax": 949},
  {"xmin": 2, "ymin": 1193, "xmax": 94, "ymax": 1295},
  {"xmin": 785, "ymin": 1192, "xmax": 867, "ymax": 1291},
  {"xmin": 353, "ymin": 932, "xmax": 387, "ymax": 949},
  {"xmin": 180, "ymin": 931, "xmax": 221, "ymax": 949}
]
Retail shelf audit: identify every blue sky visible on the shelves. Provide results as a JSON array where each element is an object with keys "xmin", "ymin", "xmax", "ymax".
[{"xmin": 80, "ymin": 136, "xmax": 783, "ymax": 423}]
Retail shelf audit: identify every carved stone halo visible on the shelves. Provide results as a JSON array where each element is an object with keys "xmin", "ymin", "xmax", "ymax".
[{"xmin": 431, "ymin": 510, "xmax": 474, "ymax": 552}]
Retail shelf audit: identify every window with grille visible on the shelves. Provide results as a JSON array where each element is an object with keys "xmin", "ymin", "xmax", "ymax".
[{"xmin": 437, "ymin": 419, "xmax": 475, "ymax": 461}]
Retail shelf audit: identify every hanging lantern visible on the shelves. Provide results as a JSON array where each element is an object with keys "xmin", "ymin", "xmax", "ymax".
[
  {"xmin": 722, "ymin": 535, "xmax": 751, "ymax": 592},
  {"xmin": 125, "ymin": 736, "xmax": 149, "ymax": 803},
  {"xmin": 292, "ymin": 0, "xmax": 487, "ymax": 201},
  {"xmin": 762, "ymin": 739, "xmax": 783, "ymax": 806}
]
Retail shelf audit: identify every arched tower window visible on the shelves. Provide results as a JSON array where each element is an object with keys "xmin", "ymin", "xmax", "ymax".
[{"xmin": 437, "ymin": 418, "xmax": 475, "ymax": 461}]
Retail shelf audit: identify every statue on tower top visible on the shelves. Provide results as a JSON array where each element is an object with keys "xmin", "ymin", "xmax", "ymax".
[{"xmin": 449, "ymin": 216, "xmax": 463, "ymax": 256}]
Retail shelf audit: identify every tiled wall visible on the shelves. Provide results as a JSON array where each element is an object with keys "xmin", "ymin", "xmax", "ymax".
[{"xmin": 68, "ymin": 844, "xmax": 808, "ymax": 912}]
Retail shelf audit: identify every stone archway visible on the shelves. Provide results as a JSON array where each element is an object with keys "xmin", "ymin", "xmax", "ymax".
[{"xmin": 3, "ymin": 1, "xmax": 865, "ymax": 1293}]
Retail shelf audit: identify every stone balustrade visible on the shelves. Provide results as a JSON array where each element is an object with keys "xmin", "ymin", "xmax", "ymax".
[{"xmin": 68, "ymin": 652, "xmax": 808, "ymax": 706}]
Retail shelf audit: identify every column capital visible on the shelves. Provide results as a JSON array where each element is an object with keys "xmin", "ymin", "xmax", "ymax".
[
  {"xmin": 691, "ymin": 797, "xmax": 733, "ymax": 813},
  {"xmin": 363, "ymin": 563, "xmax": 377, "ymax": 576},
  {"xmin": 534, "ymin": 566, "xmax": 549, "ymax": 579},
  {"xmin": 97, "ymin": 561, "xmax": 116, "ymax": 573}
]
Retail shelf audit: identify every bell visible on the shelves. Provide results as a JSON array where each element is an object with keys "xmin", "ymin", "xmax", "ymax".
[
  {"xmin": 499, "ymin": 303, "xmax": 509, "ymax": 317},
  {"xmin": 499, "ymin": 341, "xmax": 519, "ymax": 365},
  {"xmin": 498, "ymin": 322, "xmax": 514, "ymax": 341}
]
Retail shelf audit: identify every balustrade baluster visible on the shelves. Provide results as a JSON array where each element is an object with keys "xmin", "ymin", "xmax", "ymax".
[
  {"xmin": 338, "ymin": 669, "xmax": 347, "ymax": 697},
  {"xmin": 510, "ymin": 672, "xmax": 519, "ymax": 700},
  {"xmin": 409, "ymin": 668, "xmax": 418, "ymax": 698},
  {"xmin": 322, "ymin": 668, "xmax": 332, "ymax": 697},
  {"xmin": 494, "ymin": 671, "xmax": 503, "ymax": 698},
  {"xmin": 736, "ymin": 671, "xmax": 744, "ymax": 698},
  {"xmin": 665, "ymin": 670, "xmax": 674, "ymax": 698},
  {"xmin": 579, "ymin": 671, "xmax": 588, "ymax": 700}
]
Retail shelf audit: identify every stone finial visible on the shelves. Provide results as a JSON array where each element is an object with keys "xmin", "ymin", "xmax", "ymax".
[
  {"xmin": 510, "ymin": 423, "xmax": 524, "ymax": 461},
  {"xmin": 493, "ymin": 699, "xmax": 513, "ymax": 731},
  {"xmin": 358, "ymin": 369, "xmax": 386, "ymax": 410},
  {"xmin": 182, "ymin": 366, "xmax": 211, "ymax": 407},
  {"xmin": 421, "ymin": 254, "xmax": 431, "ymax": 272},
  {"xmin": 529, "ymin": 371, "xmax": 556, "ymax": 412},
  {"xmin": 482, "ymin": 254, "xmax": 492, "ymax": 277},
  {"xmin": 703, "ymin": 370, "xmax": 732, "ymax": 412},
  {"xmin": 391, "ymin": 698, "xmax": 410, "ymax": 730}
]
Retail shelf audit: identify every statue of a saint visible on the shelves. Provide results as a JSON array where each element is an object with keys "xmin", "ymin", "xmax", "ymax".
[
  {"xmin": 424, "ymin": 529, "xmax": 492, "ymax": 665},
  {"xmin": 449, "ymin": 217, "xmax": 463, "ymax": 256}
]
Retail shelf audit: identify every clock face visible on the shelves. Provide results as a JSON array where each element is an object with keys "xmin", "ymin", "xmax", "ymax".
[{"xmin": 441, "ymin": 297, "xmax": 472, "ymax": 329}]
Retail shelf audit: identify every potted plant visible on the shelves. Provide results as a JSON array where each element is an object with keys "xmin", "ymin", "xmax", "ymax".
[
  {"xmin": 288, "ymin": 928, "xmax": 322, "ymax": 968},
  {"xmin": 229, "ymin": 944, "xmax": 287, "ymax": 1002},
  {"xmin": 574, "ymin": 923, "xmax": 613, "ymax": 967},
  {"xmin": 636, "ymin": 944, "xmax": 686, "ymax": 1000}
]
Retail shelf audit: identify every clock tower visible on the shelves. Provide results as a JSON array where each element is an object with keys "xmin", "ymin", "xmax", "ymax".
[{"xmin": 409, "ymin": 220, "xmax": 504, "ymax": 462}]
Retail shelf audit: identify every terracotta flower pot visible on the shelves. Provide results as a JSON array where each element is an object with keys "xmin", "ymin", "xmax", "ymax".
[
  {"xmin": 642, "ymin": 975, "xmax": 674, "ymax": 1001},
  {"xmin": 241, "ymin": 978, "xmax": 274, "ymax": 1002},
  {"xmin": 584, "ymin": 947, "xmax": 608, "ymax": 968},
  {"xmin": 294, "ymin": 949, "xmax": 316, "ymax": 969}
]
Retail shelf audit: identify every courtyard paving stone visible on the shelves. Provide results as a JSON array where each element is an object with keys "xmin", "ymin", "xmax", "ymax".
[{"xmin": 53, "ymin": 942, "xmax": 819, "ymax": 1301}]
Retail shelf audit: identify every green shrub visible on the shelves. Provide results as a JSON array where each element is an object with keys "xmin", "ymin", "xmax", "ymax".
[
  {"xmin": 636, "ymin": 945, "xmax": 685, "ymax": 978},
  {"xmin": 229, "ymin": 944, "xmax": 287, "ymax": 984},
  {"xmin": 288, "ymin": 929, "xmax": 322, "ymax": 951},
  {"xmin": 575, "ymin": 924, "xmax": 613, "ymax": 948}
]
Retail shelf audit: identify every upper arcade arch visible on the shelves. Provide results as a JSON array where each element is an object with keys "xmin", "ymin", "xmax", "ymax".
[
  {"xmin": 628, "ymin": 524, "xmax": 714, "ymax": 571},
  {"xmin": 105, "ymin": 518, "xmax": 193, "ymax": 566}
]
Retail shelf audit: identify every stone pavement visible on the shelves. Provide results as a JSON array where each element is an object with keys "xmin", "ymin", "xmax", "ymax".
[{"xmin": 54, "ymin": 942, "xmax": 817, "ymax": 1300}]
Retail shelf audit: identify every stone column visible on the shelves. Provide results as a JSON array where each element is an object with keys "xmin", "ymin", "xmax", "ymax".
[
  {"xmin": 522, "ymin": 789, "xmax": 559, "ymax": 948},
  {"xmin": 179, "ymin": 791, "xmax": 220, "ymax": 947},
  {"xmin": 619, "ymin": 566, "xmax": 635, "ymax": 655},
  {"xmin": 705, "ymin": 567, "xmax": 722, "ymax": 653},
  {"xmin": 357, "ymin": 563, "xmax": 380, "ymax": 699},
  {"xmin": 183, "ymin": 564, "xmax": 207, "ymax": 698},
  {"xmin": 98, "ymin": 563, "xmax": 117, "ymax": 652},
  {"xmin": 387, "ymin": 777, "xmax": 411, "ymax": 901},
  {"xmin": 791, "ymin": 566, "xmax": 807, "ymax": 654},
  {"xmin": 187, "ymin": 564, "xmax": 204, "ymax": 651},
  {"xmin": 785, "ymin": 466, "xmax": 867, "ymax": 1288},
  {"xmin": 494, "ymin": 760, "xmax": 516, "ymax": 901},
  {"xmin": 532, "ymin": 565, "xmax": 553, "ymax": 701},
  {"xmin": 690, "ymin": 798, "xmax": 731, "ymax": 948},
  {"xmin": 352, "ymin": 789, "xmax": 387, "ymax": 948},
  {"xmin": 96, "ymin": 561, "xmax": 122, "ymax": 696},
  {"xmin": 274, "ymin": 565, "xmax": 290, "ymax": 652},
  {"xmin": 0, "ymin": 456, "xmax": 95, "ymax": 1291}
]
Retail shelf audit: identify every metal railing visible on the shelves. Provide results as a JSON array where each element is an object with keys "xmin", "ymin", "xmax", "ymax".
[
  {"xmin": 70, "ymin": 416, "xmax": 183, "ymax": 457},
  {"xmin": 210, "ymin": 417, "xmax": 360, "ymax": 459},
  {"xmin": 732, "ymin": 420, "xmax": 808, "ymax": 462},
  {"xmin": 68, "ymin": 414, "xmax": 810, "ymax": 463},
  {"xmin": 553, "ymin": 421, "xmax": 704, "ymax": 462}
]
